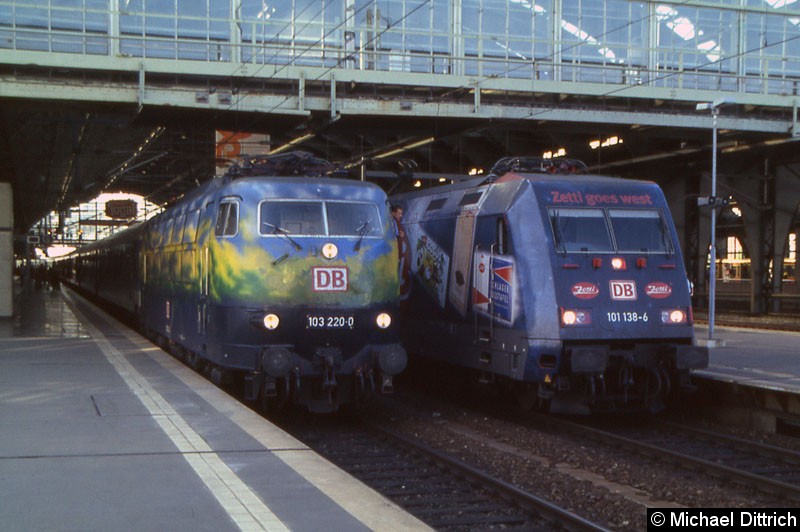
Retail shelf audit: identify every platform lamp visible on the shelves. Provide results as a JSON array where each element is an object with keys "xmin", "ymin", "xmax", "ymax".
[{"xmin": 695, "ymin": 97, "xmax": 734, "ymax": 346}]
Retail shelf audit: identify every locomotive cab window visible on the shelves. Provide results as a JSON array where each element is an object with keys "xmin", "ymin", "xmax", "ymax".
[
  {"xmin": 326, "ymin": 202, "xmax": 382, "ymax": 237},
  {"xmin": 496, "ymin": 217, "xmax": 508, "ymax": 255},
  {"xmin": 549, "ymin": 208, "xmax": 613, "ymax": 253},
  {"xmin": 260, "ymin": 201, "xmax": 324, "ymax": 236},
  {"xmin": 215, "ymin": 200, "xmax": 239, "ymax": 237},
  {"xmin": 608, "ymin": 209, "xmax": 673, "ymax": 254},
  {"xmin": 259, "ymin": 200, "xmax": 383, "ymax": 237}
]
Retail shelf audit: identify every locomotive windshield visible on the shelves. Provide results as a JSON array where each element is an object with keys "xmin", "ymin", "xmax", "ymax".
[
  {"xmin": 549, "ymin": 207, "xmax": 673, "ymax": 254},
  {"xmin": 549, "ymin": 208, "xmax": 613, "ymax": 252},
  {"xmin": 608, "ymin": 209, "xmax": 673, "ymax": 254},
  {"xmin": 259, "ymin": 200, "xmax": 382, "ymax": 237}
]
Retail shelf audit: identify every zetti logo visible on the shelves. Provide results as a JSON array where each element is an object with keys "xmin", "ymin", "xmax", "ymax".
[
  {"xmin": 313, "ymin": 267, "xmax": 348, "ymax": 291},
  {"xmin": 610, "ymin": 280, "xmax": 637, "ymax": 301},
  {"xmin": 571, "ymin": 282, "xmax": 600, "ymax": 299},
  {"xmin": 645, "ymin": 282, "xmax": 672, "ymax": 299}
]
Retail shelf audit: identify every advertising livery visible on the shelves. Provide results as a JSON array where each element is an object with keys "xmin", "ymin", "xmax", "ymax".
[
  {"xmin": 393, "ymin": 157, "xmax": 708, "ymax": 414},
  {"xmin": 63, "ymin": 153, "xmax": 406, "ymax": 413}
]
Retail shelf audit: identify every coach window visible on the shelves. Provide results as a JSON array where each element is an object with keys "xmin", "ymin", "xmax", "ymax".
[
  {"xmin": 151, "ymin": 219, "xmax": 164, "ymax": 248},
  {"xmin": 183, "ymin": 209, "xmax": 201, "ymax": 243},
  {"xmin": 163, "ymin": 218, "xmax": 175, "ymax": 247},
  {"xmin": 215, "ymin": 200, "xmax": 239, "ymax": 237},
  {"xmin": 172, "ymin": 214, "xmax": 186, "ymax": 245}
]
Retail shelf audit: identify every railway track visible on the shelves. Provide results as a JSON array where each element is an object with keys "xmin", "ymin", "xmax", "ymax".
[
  {"xmin": 280, "ymin": 414, "xmax": 610, "ymax": 532},
  {"xmin": 548, "ymin": 415, "xmax": 800, "ymax": 501}
]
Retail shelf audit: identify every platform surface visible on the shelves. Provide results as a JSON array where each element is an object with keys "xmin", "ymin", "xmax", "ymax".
[
  {"xmin": 694, "ymin": 322, "xmax": 800, "ymax": 395},
  {"xmin": 0, "ymin": 285, "xmax": 430, "ymax": 532}
]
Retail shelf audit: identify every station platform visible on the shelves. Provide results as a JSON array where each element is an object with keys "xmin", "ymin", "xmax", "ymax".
[
  {"xmin": 0, "ymin": 284, "xmax": 430, "ymax": 532},
  {"xmin": 694, "ymin": 322, "xmax": 800, "ymax": 396},
  {"xmin": 689, "ymin": 316, "xmax": 800, "ymax": 432}
]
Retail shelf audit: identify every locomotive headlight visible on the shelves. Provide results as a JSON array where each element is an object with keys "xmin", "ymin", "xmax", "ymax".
[
  {"xmin": 375, "ymin": 312, "xmax": 392, "ymax": 329},
  {"xmin": 561, "ymin": 308, "xmax": 592, "ymax": 327},
  {"xmin": 660, "ymin": 309, "xmax": 687, "ymax": 324},
  {"xmin": 263, "ymin": 313, "xmax": 280, "ymax": 330},
  {"xmin": 322, "ymin": 242, "xmax": 338, "ymax": 260}
]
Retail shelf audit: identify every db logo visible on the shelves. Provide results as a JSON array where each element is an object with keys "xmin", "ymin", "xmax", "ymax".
[
  {"xmin": 313, "ymin": 267, "xmax": 348, "ymax": 291},
  {"xmin": 609, "ymin": 280, "xmax": 637, "ymax": 301}
]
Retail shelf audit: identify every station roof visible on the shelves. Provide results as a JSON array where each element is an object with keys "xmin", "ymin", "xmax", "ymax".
[{"xmin": 1, "ymin": 82, "xmax": 797, "ymax": 241}]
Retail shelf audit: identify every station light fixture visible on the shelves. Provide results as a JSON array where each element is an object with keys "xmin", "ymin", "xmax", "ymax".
[
  {"xmin": 270, "ymin": 132, "xmax": 316, "ymax": 155},
  {"xmin": 589, "ymin": 136, "xmax": 624, "ymax": 150},
  {"xmin": 373, "ymin": 136, "xmax": 435, "ymax": 160}
]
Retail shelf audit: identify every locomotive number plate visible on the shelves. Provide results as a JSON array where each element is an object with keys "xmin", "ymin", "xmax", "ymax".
[
  {"xmin": 306, "ymin": 315, "xmax": 355, "ymax": 329},
  {"xmin": 606, "ymin": 311, "xmax": 648, "ymax": 323}
]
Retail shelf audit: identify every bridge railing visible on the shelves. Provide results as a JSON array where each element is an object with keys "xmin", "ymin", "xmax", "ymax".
[{"xmin": 0, "ymin": 3, "xmax": 798, "ymax": 98}]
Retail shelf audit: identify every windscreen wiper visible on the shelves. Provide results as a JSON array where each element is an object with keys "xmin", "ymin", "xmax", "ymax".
[
  {"xmin": 354, "ymin": 220, "xmax": 371, "ymax": 252},
  {"xmin": 262, "ymin": 221, "xmax": 303, "ymax": 250},
  {"xmin": 658, "ymin": 216, "xmax": 674, "ymax": 255}
]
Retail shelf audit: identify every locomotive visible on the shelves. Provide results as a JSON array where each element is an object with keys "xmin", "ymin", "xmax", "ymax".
[
  {"xmin": 63, "ymin": 152, "xmax": 407, "ymax": 413},
  {"xmin": 392, "ymin": 156, "xmax": 708, "ymax": 414}
]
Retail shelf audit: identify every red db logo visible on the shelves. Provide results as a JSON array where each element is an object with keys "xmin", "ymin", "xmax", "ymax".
[
  {"xmin": 313, "ymin": 267, "xmax": 348, "ymax": 291},
  {"xmin": 609, "ymin": 280, "xmax": 637, "ymax": 301}
]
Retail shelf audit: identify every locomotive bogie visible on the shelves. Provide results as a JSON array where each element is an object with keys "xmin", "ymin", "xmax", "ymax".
[{"xmin": 393, "ymin": 163, "xmax": 708, "ymax": 413}]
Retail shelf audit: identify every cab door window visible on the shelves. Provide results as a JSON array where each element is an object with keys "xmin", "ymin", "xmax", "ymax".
[{"xmin": 215, "ymin": 200, "xmax": 239, "ymax": 237}]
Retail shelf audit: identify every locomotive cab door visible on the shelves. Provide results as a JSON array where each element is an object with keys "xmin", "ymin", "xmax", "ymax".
[
  {"xmin": 473, "ymin": 217, "xmax": 509, "ymax": 344},
  {"xmin": 473, "ymin": 244, "xmax": 494, "ymax": 343},
  {"xmin": 198, "ymin": 202, "xmax": 214, "ymax": 338},
  {"xmin": 199, "ymin": 245, "xmax": 209, "ymax": 336}
]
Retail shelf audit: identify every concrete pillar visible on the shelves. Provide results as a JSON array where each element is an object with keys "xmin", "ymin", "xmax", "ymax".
[
  {"xmin": 661, "ymin": 178, "xmax": 688, "ymax": 258},
  {"xmin": 0, "ymin": 182, "xmax": 12, "ymax": 318},
  {"xmin": 772, "ymin": 163, "xmax": 800, "ymax": 312}
]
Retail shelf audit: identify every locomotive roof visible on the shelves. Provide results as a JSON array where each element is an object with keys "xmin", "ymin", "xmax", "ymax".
[
  {"xmin": 158, "ymin": 175, "xmax": 387, "ymax": 216},
  {"xmin": 504, "ymin": 171, "xmax": 656, "ymax": 187},
  {"xmin": 393, "ymin": 171, "xmax": 665, "ymax": 224}
]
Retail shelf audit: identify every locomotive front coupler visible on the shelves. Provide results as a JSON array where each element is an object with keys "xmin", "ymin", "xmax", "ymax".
[{"xmin": 314, "ymin": 347, "xmax": 342, "ymax": 390}]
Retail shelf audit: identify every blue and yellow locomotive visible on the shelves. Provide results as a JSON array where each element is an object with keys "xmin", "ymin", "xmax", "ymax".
[
  {"xmin": 65, "ymin": 153, "xmax": 407, "ymax": 413},
  {"xmin": 392, "ymin": 157, "xmax": 708, "ymax": 414}
]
